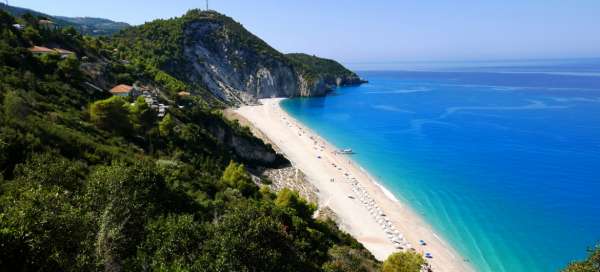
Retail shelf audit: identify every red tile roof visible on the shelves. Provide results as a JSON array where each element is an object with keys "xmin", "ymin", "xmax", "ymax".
[
  {"xmin": 29, "ymin": 46, "xmax": 54, "ymax": 54},
  {"xmin": 109, "ymin": 84, "xmax": 133, "ymax": 95},
  {"xmin": 29, "ymin": 46, "xmax": 75, "ymax": 56}
]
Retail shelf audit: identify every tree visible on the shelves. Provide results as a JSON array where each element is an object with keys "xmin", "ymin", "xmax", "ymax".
[
  {"xmin": 22, "ymin": 26, "xmax": 41, "ymax": 45},
  {"xmin": 563, "ymin": 245, "xmax": 600, "ymax": 272},
  {"xmin": 57, "ymin": 54, "xmax": 81, "ymax": 80},
  {"xmin": 381, "ymin": 251, "xmax": 425, "ymax": 272},
  {"xmin": 200, "ymin": 202, "xmax": 310, "ymax": 272},
  {"xmin": 0, "ymin": 10, "xmax": 15, "ymax": 27},
  {"xmin": 3, "ymin": 91, "xmax": 30, "ymax": 119},
  {"xmin": 221, "ymin": 160, "xmax": 257, "ymax": 197},
  {"xmin": 0, "ymin": 184, "xmax": 94, "ymax": 271},
  {"xmin": 62, "ymin": 26, "xmax": 80, "ymax": 39},
  {"xmin": 89, "ymin": 96, "xmax": 132, "ymax": 135},
  {"xmin": 84, "ymin": 161, "xmax": 169, "ymax": 271},
  {"xmin": 38, "ymin": 52, "xmax": 62, "ymax": 70},
  {"xmin": 134, "ymin": 214, "xmax": 205, "ymax": 270},
  {"xmin": 158, "ymin": 113, "xmax": 175, "ymax": 137},
  {"xmin": 130, "ymin": 96, "xmax": 156, "ymax": 133},
  {"xmin": 322, "ymin": 245, "xmax": 381, "ymax": 272},
  {"xmin": 14, "ymin": 152, "xmax": 86, "ymax": 192},
  {"xmin": 275, "ymin": 188, "xmax": 316, "ymax": 220}
]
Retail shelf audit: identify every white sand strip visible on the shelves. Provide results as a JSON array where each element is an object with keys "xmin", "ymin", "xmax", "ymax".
[{"xmin": 235, "ymin": 98, "xmax": 474, "ymax": 272}]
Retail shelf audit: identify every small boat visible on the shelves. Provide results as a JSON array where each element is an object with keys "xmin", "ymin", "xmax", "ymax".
[{"xmin": 336, "ymin": 148, "xmax": 355, "ymax": 154}]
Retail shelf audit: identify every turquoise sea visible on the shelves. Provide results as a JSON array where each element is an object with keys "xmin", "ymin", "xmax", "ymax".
[{"xmin": 281, "ymin": 59, "xmax": 600, "ymax": 272}]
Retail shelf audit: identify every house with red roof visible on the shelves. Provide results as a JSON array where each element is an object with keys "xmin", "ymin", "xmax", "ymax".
[
  {"xmin": 29, "ymin": 46, "xmax": 76, "ymax": 58},
  {"xmin": 29, "ymin": 46, "xmax": 55, "ymax": 55},
  {"xmin": 109, "ymin": 84, "xmax": 136, "ymax": 97}
]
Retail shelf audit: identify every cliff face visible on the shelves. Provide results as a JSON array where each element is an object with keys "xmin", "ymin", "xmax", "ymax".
[
  {"xmin": 111, "ymin": 10, "xmax": 364, "ymax": 105},
  {"xmin": 180, "ymin": 11, "xmax": 364, "ymax": 104},
  {"xmin": 182, "ymin": 20, "xmax": 299, "ymax": 104}
]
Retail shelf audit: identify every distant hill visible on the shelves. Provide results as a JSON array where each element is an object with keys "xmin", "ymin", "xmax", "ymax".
[{"xmin": 0, "ymin": 4, "xmax": 130, "ymax": 36}]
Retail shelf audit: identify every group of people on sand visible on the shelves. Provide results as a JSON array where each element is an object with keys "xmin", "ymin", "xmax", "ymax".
[{"xmin": 346, "ymin": 176, "xmax": 413, "ymax": 251}]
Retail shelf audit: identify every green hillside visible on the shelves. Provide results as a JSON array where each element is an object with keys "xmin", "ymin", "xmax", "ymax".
[
  {"xmin": 0, "ymin": 10, "xmax": 381, "ymax": 272},
  {"xmin": 1, "ymin": 4, "xmax": 130, "ymax": 36}
]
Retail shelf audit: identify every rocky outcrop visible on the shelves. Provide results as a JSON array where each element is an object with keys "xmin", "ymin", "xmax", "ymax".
[
  {"xmin": 204, "ymin": 120, "xmax": 288, "ymax": 167},
  {"xmin": 181, "ymin": 12, "xmax": 365, "ymax": 105},
  {"xmin": 261, "ymin": 166, "xmax": 319, "ymax": 204}
]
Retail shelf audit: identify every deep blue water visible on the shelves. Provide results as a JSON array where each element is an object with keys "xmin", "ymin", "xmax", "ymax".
[{"xmin": 281, "ymin": 61, "xmax": 600, "ymax": 272}]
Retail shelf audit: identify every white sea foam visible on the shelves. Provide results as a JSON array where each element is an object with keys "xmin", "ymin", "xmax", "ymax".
[
  {"xmin": 374, "ymin": 181, "xmax": 401, "ymax": 203},
  {"xmin": 550, "ymin": 97, "xmax": 600, "ymax": 103},
  {"xmin": 356, "ymin": 166, "xmax": 401, "ymax": 203},
  {"xmin": 399, "ymin": 119, "xmax": 458, "ymax": 136},
  {"xmin": 440, "ymin": 100, "xmax": 569, "ymax": 119},
  {"xmin": 372, "ymin": 105, "xmax": 414, "ymax": 113},
  {"xmin": 366, "ymin": 87, "xmax": 431, "ymax": 94}
]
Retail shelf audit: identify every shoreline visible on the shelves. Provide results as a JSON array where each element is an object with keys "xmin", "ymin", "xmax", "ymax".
[{"xmin": 234, "ymin": 98, "xmax": 474, "ymax": 272}]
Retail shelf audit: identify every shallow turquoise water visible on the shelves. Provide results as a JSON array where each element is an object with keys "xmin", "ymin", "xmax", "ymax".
[{"xmin": 281, "ymin": 63, "xmax": 600, "ymax": 272}]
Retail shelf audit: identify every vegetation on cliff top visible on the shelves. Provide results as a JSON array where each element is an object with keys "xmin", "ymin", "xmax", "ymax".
[{"xmin": 287, "ymin": 53, "xmax": 361, "ymax": 85}]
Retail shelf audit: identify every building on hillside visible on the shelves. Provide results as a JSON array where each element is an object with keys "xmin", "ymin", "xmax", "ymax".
[
  {"xmin": 158, "ymin": 104, "xmax": 170, "ymax": 118},
  {"xmin": 29, "ymin": 46, "xmax": 55, "ymax": 56},
  {"xmin": 109, "ymin": 84, "xmax": 139, "ymax": 97},
  {"xmin": 29, "ymin": 46, "xmax": 76, "ymax": 58},
  {"xmin": 12, "ymin": 24, "xmax": 24, "ymax": 30},
  {"xmin": 177, "ymin": 91, "xmax": 191, "ymax": 97}
]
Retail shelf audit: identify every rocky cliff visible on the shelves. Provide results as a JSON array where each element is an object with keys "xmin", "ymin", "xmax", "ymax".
[
  {"xmin": 112, "ymin": 10, "xmax": 365, "ymax": 105},
  {"xmin": 181, "ymin": 11, "xmax": 365, "ymax": 104}
]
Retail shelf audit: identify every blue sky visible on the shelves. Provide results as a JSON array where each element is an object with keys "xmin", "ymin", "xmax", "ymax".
[{"xmin": 8, "ymin": 0, "xmax": 600, "ymax": 64}]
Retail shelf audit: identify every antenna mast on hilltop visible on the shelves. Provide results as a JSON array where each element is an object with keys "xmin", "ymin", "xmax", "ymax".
[{"xmin": 206, "ymin": 0, "xmax": 209, "ymax": 11}]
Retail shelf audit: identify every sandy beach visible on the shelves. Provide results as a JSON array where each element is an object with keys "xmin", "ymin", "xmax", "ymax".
[{"xmin": 234, "ymin": 98, "xmax": 474, "ymax": 272}]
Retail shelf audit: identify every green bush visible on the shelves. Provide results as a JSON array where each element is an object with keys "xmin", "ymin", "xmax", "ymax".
[
  {"xmin": 89, "ymin": 96, "xmax": 132, "ymax": 135},
  {"xmin": 221, "ymin": 160, "xmax": 258, "ymax": 197},
  {"xmin": 381, "ymin": 251, "xmax": 425, "ymax": 272},
  {"xmin": 275, "ymin": 188, "xmax": 317, "ymax": 220},
  {"xmin": 563, "ymin": 245, "xmax": 600, "ymax": 272},
  {"xmin": 322, "ymin": 246, "xmax": 381, "ymax": 272}
]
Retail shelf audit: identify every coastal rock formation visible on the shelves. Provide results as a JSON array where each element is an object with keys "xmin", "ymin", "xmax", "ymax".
[
  {"xmin": 180, "ymin": 11, "xmax": 365, "ymax": 104},
  {"xmin": 111, "ymin": 10, "xmax": 365, "ymax": 105},
  {"xmin": 205, "ymin": 121, "xmax": 287, "ymax": 167},
  {"xmin": 261, "ymin": 166, "xmax": 319, "ymax": 204}
]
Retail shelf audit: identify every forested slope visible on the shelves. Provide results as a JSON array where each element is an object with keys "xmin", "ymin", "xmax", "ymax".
[{"xmin": 0, "ymin": 10, "xmax": 380, "ymax": 272}]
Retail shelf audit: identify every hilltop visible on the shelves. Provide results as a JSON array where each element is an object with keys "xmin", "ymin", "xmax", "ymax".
[
  {"xmin": 0, "ymin": 4, "xmax": 130, "ymax": 36},
  {"xmin": 111, "ymin": 10, "xmax": 365, "ymax": 105}
]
